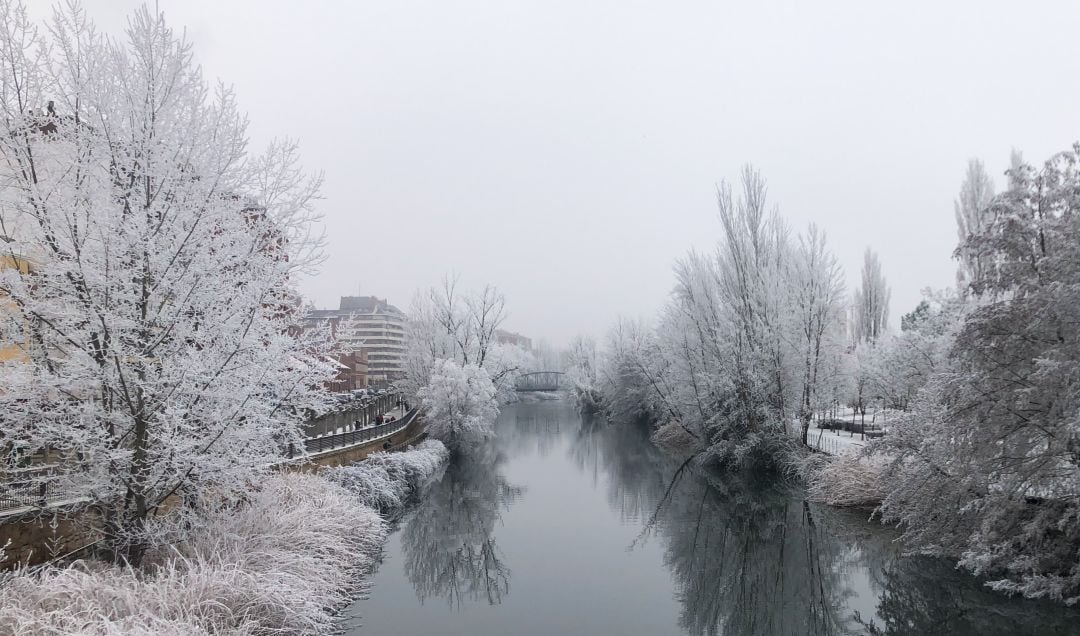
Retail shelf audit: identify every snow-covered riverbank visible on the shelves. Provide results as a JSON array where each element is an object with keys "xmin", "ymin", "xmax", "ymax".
[{"xmin": 0, "ymin": 441, "xmax": 449, "ymax": 635}]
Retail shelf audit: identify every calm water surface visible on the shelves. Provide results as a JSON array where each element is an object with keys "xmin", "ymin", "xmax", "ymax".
[{"xmin": 343, "ymin": 400, "xmax": 1080, "ymax": 635}]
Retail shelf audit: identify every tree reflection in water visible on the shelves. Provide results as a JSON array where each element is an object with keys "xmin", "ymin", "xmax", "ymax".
[
  {"xmin": 859, "ymin": 554, "xmax": 1080, "ymax": 635},
  {"xmin": 392, "ymin": 405, "xmax": 1080, "ymax": 634},
  {"xmin": 571, "ymin": 416, "xmax": 1080, "ymax": 636},
  {"xmin": 571, "ymin": 420, "xmax": 857, "ymax": 635},
  {"xmin": 399, "ymin": 444, "xmax": 523, "ymax": 608},
  {"xmin": 659, "ymin": 476, "xmax": 859, "ymax": 635}
]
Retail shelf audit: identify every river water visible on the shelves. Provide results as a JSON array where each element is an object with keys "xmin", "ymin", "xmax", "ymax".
[{"xmin": 342, "ymin": 400, "xmax": 1080, "ymax": 635}]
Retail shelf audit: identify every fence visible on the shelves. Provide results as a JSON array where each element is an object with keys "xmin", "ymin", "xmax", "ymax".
[
  {"xmin": 303, "ymin": 392, "xmax": 404, "ymax": 438},
  {"xmin": 808, "ymin": 432, "xmax": 842, "ymax": 456},
  {"xmin": 819, "ymin": 418, "xmax": 886, "ymax": 439},
  {"xmin": 1, "ymin": 395, "xmax": 414, "ymax": 514},
  {"xmin": 0, "ymin": 465, "xmax": 82, "ymax": 514},
  {"xmin": 297, "ymin": 408, "xmax": 417, "ymax": 456}
]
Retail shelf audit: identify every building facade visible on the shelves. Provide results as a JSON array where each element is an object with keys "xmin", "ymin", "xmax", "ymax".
[
  {"xmin": 494, "ymin": 328, "xmax": 532, "ymax": 351},
  {"xmin": 327, "ymin": 349, "xmax": 369, "ymax": 393},
  {"xmin": 0, "ymin": 254, "xmax": 33, "ymax": 364},
  {"xmin": 306, "ymin": 295, "xmax": 407, "ymax": 387}
]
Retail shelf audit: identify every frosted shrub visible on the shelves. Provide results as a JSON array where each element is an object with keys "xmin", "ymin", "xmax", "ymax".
[
  {"xmin": 324, "ymin": 440, "xmax": 449, "ymax": 512},
  {"xmin": 323, "ymin": 462, "xmax": 409, "ymax": 511},
  {"xmin": 165, "ymin": 473, "xmax": 387, "ymax": 632},
  {"xmin": 0, "ymin": 562, "xmax": 259, "ymax": 635},
  {"xmin": 573, "ymin": 382, "xmax": 604, "ymax": 416},
  {"xmin": 0, "ymin": 473, "xmax": 385, "ymax": 635},
  {"xmin": 651, "ymin": 421, "xmax": 700, "ymax": 453},
  {"xmin": 366, "ymin": 440, "xmax": 450, "ymax": 492},
  {"xmin": 801, "ymin": 453, "xmax": 885, "ymax": 507}
]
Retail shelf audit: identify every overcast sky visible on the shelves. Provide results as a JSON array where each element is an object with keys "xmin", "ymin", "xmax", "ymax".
[{"xmin": 65, "ymin": 1, "xmax": 1080, "ymax": 346}]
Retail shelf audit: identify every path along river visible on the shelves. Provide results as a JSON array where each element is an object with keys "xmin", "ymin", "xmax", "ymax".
[{"xmin": 342, "ymin": 400, "xmax": 1080, "ymax": 635}]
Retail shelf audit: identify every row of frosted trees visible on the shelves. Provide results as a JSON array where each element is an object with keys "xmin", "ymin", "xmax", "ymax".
[
  {"xmin": 574, "ymin": 148, "xmax": 1080, "ymax": 602},
  {"xmin": 570, "ymin": 167, "xmax": 873, "ymax": 470}
]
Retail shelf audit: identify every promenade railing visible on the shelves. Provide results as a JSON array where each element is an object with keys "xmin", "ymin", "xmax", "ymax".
[
  {"xmin": 0, "ymin": 464, "xmax": 83, "ymax": 514},
  {"xmin": 0, "ymin": 394, "xmax": 416, "ymax": 513},
  {"xmin": 297, "ymin": 407, "xmax": 418, "ymax": 456}
]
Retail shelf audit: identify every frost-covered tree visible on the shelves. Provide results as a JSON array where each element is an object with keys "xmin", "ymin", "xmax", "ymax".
[
  {"xmin": 597, "ymin": 318, "xmax": 665, "ymax": 427},
  {"xmin": 852, "ymin": 248, "xmax": 890, "ymax": 344},
  {"xmin": 877, "ymin": 144, "xmax": 1080, "ymax": 603},
  {"xmin": 954, "ymin": 158, "xmax": 996, "ymax": 293},
  {"xmin": 484, "ymin": 341, "xmax": 537, "ymax": 404},
  {"xmin": 589, "ymin": 168, "xmax": 855, "ymax": 468},
  {"xmin": 564, "ymin": 334, "xmax": 599, "ymax": 387},
  {"xmin": 714, "ymin": 169, "xmax": 794, "ymax": 433},
  {"xmin": 0, "ymin": 3, "xmax": 333, "ymax": 564},
  {"xmin": 426, "ymin": 274, "xmax": 506, "ymax": 368},
  {"xmin": 566, "ymin": 333, "xmax": 612, "ymax": 415},
  {"xmin": 531, "ymin": 339, "xmax": 563, "ymax": 372},
  {"xmin": 792, "ymin": 225, "xmax": 845, "ymax": 444},
  {"xmin": 863, "ymin": 291, "xmax": 964, "ymax": 411},
  {"xmin": 418, "ymin": 359, "xmax": 499, "ymax": 450},
  {"xmin": 400, "ymin": 276, "xmax": 514, "ymax": 401}
]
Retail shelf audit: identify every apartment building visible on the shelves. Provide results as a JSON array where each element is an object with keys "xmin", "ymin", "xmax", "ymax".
[{"xmin": 307, "ymin": 295, "xmax": 407, "ymax": 387}]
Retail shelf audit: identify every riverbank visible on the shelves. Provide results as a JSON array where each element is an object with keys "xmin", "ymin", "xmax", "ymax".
[{"xmin": 0, "ymin": 441, "xmax": 449, "ymax": 634}]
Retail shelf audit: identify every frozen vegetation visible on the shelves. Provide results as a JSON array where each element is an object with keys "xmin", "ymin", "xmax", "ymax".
[
  {"xmin": 323, "ymin": 439, "xmax": 450, "ymax": 512},
  {"xmin": 399, "ymin": 277, "xmax": 537, "ymax": 451},
  {"xmin": 0, "ymin": 440, "xmax": 450, "ymax": 634},
  {"xmin": 578, "ymin": 152, "xmax": 1080, "ymax": 603},
  {"xmin": 0, "ymin": 1, "xmax": 338, "ymax": 565},
  {"xmin": 0, "ymin": 473, "xmax": 386, "ymax": 635}
]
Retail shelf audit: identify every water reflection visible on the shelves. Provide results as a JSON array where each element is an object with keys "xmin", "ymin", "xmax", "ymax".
[
  {"xmin": 859, "ymin": 555, "xmax": 1080, "ymax": 635},
  {"xmin": 399, "ymin": 444, "xmax": 523, "ymax": 608},
  {"xmin": 570, "ymin": 421, "xmax": 856, "ymax": 634},
  {"xmin": 372, "ymin": 403, "xmax": 1080, "ymax": 635},
  {"xmin": 502, "ymin": 401, "xmax": 567, "ymax": 458},
  {"xmin": 568, "ymin": 415, "xmax": 1080, "ymax": 636}
]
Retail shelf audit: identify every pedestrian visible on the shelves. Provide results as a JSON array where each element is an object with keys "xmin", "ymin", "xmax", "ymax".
[{"xmin": 376, "ymin": 414, "xmax": 383, "ymax": 425}]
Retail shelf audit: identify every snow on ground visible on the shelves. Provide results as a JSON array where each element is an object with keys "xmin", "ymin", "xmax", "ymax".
[
  {"xmin": 788, "ymin": 416, "xmax": 873, "ymax": 457},
  {"xmin": 805, "ymin": 427, "xmax": 867, "ymax": 456}
]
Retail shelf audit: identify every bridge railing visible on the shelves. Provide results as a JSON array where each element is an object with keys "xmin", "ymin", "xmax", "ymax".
[{"xmin": 515, "ymin": 371, "xmax": 565, "ymax": 392}]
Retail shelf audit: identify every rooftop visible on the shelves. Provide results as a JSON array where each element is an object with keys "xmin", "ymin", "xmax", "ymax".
[{"xmin": 338, "ymin": 295, "xmax": 404, "ymax": 316}]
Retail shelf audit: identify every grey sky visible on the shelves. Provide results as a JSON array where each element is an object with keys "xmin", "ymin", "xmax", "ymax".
[{"xmin": 69, "ymin": 0, "xmax": 1080, "ymax": 345}]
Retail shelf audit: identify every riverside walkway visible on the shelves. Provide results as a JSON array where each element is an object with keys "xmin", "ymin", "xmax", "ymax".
[
  {"xmin": 297, "ymin": 405, "xmax": 419, "ymax": 458},
  {"xmin": 0, "ymin": 393, "xmax": 415, "ymax": 515}
]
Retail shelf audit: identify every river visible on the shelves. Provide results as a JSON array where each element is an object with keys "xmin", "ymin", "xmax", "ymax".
[{"xmin": 342, "ymin": 400, "xmax": 1080, "ymax": 635}]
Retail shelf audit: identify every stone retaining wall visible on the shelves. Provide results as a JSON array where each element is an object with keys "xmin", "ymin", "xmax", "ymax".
[{"xmin": 0, "ymin": 506, "xmax": 102, "ymax": 568}]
